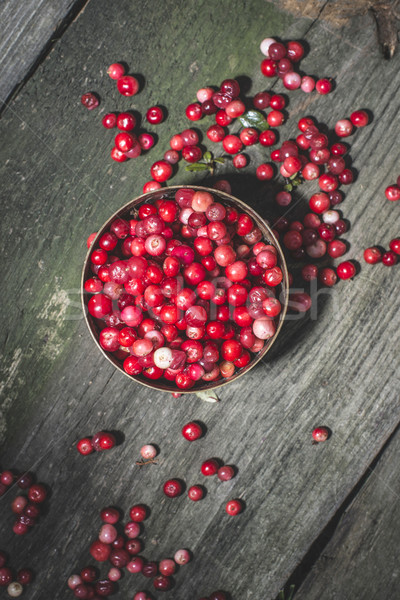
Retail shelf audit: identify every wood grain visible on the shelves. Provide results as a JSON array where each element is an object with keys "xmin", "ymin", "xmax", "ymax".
[
  {"xmin": 0, "ymin": 1, "xmax": 400, "ymax": 598},
  {"xmin": 0, "ymin": 0, "xmax": 87, "ymax": 111},
  {"xmin": 294, "ymin": 425, "xmax": 400, "ymax": 600}
]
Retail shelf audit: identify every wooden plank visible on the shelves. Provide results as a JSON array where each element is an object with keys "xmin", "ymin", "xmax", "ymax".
[
  {"xmin": 0, "ymin": 0, "xmax": 400, "ymax": 598},
  {"xmin": 0, "ymin": 0, "xmax": 87, "ymax": 111},
  {"xmin": 293, "ymin": 425, "xmax": 400, "ymax": 600}
]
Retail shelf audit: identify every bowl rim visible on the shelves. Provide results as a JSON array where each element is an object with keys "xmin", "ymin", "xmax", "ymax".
[{"xmin": 81, "ymin": 184, "xmax": 289, "ymax": 393}]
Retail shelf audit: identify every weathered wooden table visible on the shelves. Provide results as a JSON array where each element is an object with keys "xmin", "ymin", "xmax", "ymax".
[{"xmin": 1, "ymin": 1, "xmax": 400, "ymax": 599}]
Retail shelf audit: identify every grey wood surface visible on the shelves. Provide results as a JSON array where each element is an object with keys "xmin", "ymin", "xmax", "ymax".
[
  {"xmin": 1, "ymin": 0, "xmax": 400, "ymax": 598},
  {"xmin": 294, "ymin": 425, "xmax": 400, "ymax": 600},
  {"xmin": 0, "ymin": 0, "xmax": 85, "ymax": 111}
]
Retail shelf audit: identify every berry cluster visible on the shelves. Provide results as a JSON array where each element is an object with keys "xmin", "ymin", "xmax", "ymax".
[
  {"xmin": 364, "ymin": 238, "xmax": 399, "ymax": 267},
  {"xmin": 67, "ymin": 505, "xmax": 191, "ymax": 596},
  {"xmin": 76, "ymin": 431, "xmax": 116, "ymax": 455},
  {"xmin": 259, "ymin": 37, "xmax": 332, "ymax": 94},
  {"xmin": 0, "ymin": 552, "xmax": 33, "ymax": 598},
  {"xmin": 0, "ymin": 470, "xmax": 47, "ymax": 536},
  {"xmin": 84, "ymin": 187, "xmax": 286, "ymax": 390}
]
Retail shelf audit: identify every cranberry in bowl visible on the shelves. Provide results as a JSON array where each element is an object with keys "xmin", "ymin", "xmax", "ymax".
[{"xmin": 81, "ymin": 186, "xmax": 288, "ymax": 393}]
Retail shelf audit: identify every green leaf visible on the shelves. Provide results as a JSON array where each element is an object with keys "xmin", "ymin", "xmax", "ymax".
[
  {"xmin": 283, "ymin": 183, "xmax": 293, "ymax": 192},
  {"xmin": 214, "ymin": 157, "xmax": 225, "ymax": 164},
  {"xmin": 288, "ymin": 585, "xmax": 295, "ymax": 600},
  {"xmin": 203, "ymin": 151, "xmax": 213, "ymax": 163},
  {"xmin": 185, "ymin": 163, "xmax": 210, "ymax": 172},
  {"xmin": 289, "ymin": 172, "xmax": 299, "ymax": 180},
  {"xmin": 238, "ymin": 110, "xmax": 269, "ymax": 131}
]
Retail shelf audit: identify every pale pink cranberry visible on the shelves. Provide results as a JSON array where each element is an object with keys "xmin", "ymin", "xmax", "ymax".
[
  {"xmin": 140, "ymin": 444, "xmax": 157, "ymax": 459},
  {"xmin": 253, "ymin": 317, "xmax": 276, "ymax": 340},
  {"xmin": 174, "ymin": 548, "xmax": 191, "ymax": 565},
  {"xmin": 68, "ymin": 574, "xmax": 83, "ymax": 590},
  {"xmin": 108, "ymin": 567, "xmax": 122, "ymax": 582},
  {"xmin": 127, "ymin": 557, "xmax": 145, "ymax": 574},
  {"xmin": 99, "ymin": 524, "xmax": 118, "ymax": 544},
  {"xmin": 301, "ymin": 75, "xmax": 315, "ymax": 92},
  {"xmin": 260, "ymin": 37, "xmax": 276, "ymax": 56},
  {"xmin": 197, "ymin": 87, "xmax": 214, "ymax": 103}
]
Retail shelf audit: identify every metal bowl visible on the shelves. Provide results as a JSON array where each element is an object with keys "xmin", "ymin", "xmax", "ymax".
[{"xmin": 81, "ymin": 185, "xmax": 289, "ymax": 393}]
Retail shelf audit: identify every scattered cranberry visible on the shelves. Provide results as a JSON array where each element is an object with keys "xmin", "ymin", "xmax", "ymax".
[
  {"xmin": 81, "ymin": 92, "xmax": 99, "ymax": 110},
  {"xmin": 382, "ymin": 251, "xmax": 398, "ymax": 266},
  {"xmin": 385, "ymin": 185, "xmax": 400, "ymax": 202},
  {"xmin": 188, "ymin": 485, "xmax": 205, "ymax": 501},
  {"xmin": 201, "ymin": 459, "xmax": 220, "ymax": 476},
  {"xmin": 225, "ymin": 499, "xmax": 243, "ymax": 515},
  {"xmin": 146, "ymin": 106, "xmax": 164, "ymax": 124},
  {"xmin": 140, "ymin": 444, "xmax": 157, "ymax": 459},
  {"xmin": 107, "ymin": 63, "xmax": 125, "ymax": 80},
  {"xmin": 182, "ymin": 421, "xmax": 203, "ymax": 441},
  {"xmin": 217, "ymin": 465, "xmax": 235, "ymax": 481},
  {"xmin": 363, "ymin": 247, "xmax": 382, "ymax": 264},
  {"xmin": 163, "ymin": 479, "xmax": 183, "ymax": 497},
  {"xmin": 117, "ymin": 75, "xmax": 139, "ymax": 96},
  {"xmin": 312, "ymin": 427, "xmax": 329, "ymax": 443},
  {"xmin": 389, "ymin": 238, "xmax": 400, "ymax": 255},
  {"xmin": 76, "ymin": 437, "xmax": 94, "ymax": 455},
  {"xmin": 92, "ymin": 431, "xmax": 116, "ymax": 451},
  {"xmin": 336, "ymin": 260, "xmax": 356, "ymax": 279}
]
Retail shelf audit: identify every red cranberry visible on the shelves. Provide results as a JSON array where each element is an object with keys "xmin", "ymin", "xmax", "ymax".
[
  {"xmin": 319, "ymin": 267, "xmax": 337, "ymax": 287},
  {"xmin": 201, "ymin": 459, "xmax": 220, "ymax": 476},
  {"xmin": 153, "ymin": 575, "xmax": 172, "ymax": 591},
  {"xmin": 389, "ymin": 239, "xmax": 400, "ymax": 255},
  {"xmin": 81, "ymin": 92, "xmax": 99, "ymax": 110},
  {"xmin": 142, "ymin": 562, "xmax": 158, "ymax": 578},
  {"xmin": 364, "ymin": 247, "xmax": 382, "ymax": 264},
  {"xmin": 92, "ymin": 431, "xmax": 116, "ymax": 451},
  {"xmin": 129, "ymin": 504, "xmax": 147, "ymax": 522},
  {"xmin": 312, "ymin": 427, "xmax": 329, "ymax": 442},
  {"xmin": 117, "ymin": 75, "xmax": 139, "ymax": 96},
  {"xmin": 382, "ymin": 251, "xmax": 397, "ymax": 266},
  {"xmin": 28, "ymin": 483, "xmax": 47, "ymax": 504},
  {"xmin": 0, "ymin": 567, "xmax": 13, "ymax": 586},
  {"xmin": 107, "ymin": 63, "xmax": 125, "ymax": 80},
  {"xmin": 94, "ymin": 579, "xmax": 114, "ymax": 596},
  {"xmin": 188, "ymin": 485, "xmax": 205, "ymax": 501},
  {"xmin": 146, "ymin": 106, "xmax": 164, "ymax": 124},
  {"xmin": 17, "ymin": 568, "xmax": 33, "ymax": 585},
  {"xmin": 217, "ymin": 465, "xmax": 235, "ymax": 481},
  {"xmin": 163, "ymin": 479, "xmax": 183, "ymax": 497},
  {"xmin": 336, "ymin": 261, "xmax": 356, "ymax": 279},
  {"xmin": 89, "ymin": 540, "xmax": 111, "ymax": 562},
  {"xmin": 182, "ymin": 421, "xmax": 203, "ymax": 441},
  {"xmin": 225, "ymin": 499, "xmax": 243, "ymax": 515}
]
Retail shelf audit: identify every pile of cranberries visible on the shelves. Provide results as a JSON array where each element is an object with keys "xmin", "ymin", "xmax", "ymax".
[
  {"xmin": 0, "ymin": 469, "xmax": 47, "ymax": 536},
  {"xmin": 67, "ymin": 504, "xmax": 192, "ymax": 596},
  {"xmin": 0, "ymin": 551, "xmax": 33, "ymax": 598},
  {"xmin": 84, "ymin": 187, "xmax": 286, "ymax": 391}
]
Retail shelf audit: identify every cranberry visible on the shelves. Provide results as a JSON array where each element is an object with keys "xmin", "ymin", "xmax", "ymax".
[
  {"xmin": 81, "ymin": 92, "xmax": 99, "ymax": 110},
  {"xmin": 159, "ymin": 559, "xmax": 176, "ymax": 577},
  {"xmin": 77, "ymin": 437, "xmax": 94, "ymax": 455},
  {"xmin": 315, "ymin": 78, "xmax": 332, "ymax": 94},
  {"xmin": 188, "ymin": 485, "xmax": 205, "ymax": 501},
  {"xmin": 364, "ymin": 247, "xmax": 382, "ymax": 264},
  {"xmin": 124, "ymin": 521, "xmax": 140, "ymax": 539},
  {"xmin": 92, "ymin": 432, "xmax": 116, "ymax": 451},
  {"xmin": 335, "ymin": 119, "xmax": 353, "ymax": 137},
  {"xmin": 174, "ymin": 548, "xmax": 191, "ymax": 565},
  {"xmin": 111, "ymin": 147, "xmax": 128, "ymax": 162},
  {"xmin": 150, "ymin": 160, "xmax": 172, "ymax": 182},
  {"xmin": 107, "ymin": 63, "xmax": 125, "ymax": 79},
  {"xmin": 186, "ymin": 102, "xmax": 203, "ymax": 121},
  {"xmin": 109, "ymin": 548, "xmax": 130, "ymax": 568},
  {"xmin": 116, "ymin": 112, "xmax": 136, "ymax": 132},
  {"xmin": 319, "ymin": 267, "xmax": 337, "ymax": 287},
  {"xmin": 182, "ymin": 421, "xmax": 203, "ymax": 441},
  {"xmin": 163, "ymin": 479, "xmax": 183, "ymax": 497},
  {"xmin": 153, "ymin": 575, "xmax": 172, "ymax": 591},
  {"xmin": 256, "ymin": 163, "xmax": 274, "ymax": 180},
  {"xmin": 389, "ymin": 238, "xmax": 400, "ymax": 255},
  {"xmin": 312, "ymin": 427, "xmax": 329, "ymax": 443},
  {"xmin": 201, "ymin": 459, "xmax": 220, "ymax": 476},
  {"xmin": 129, "ymin": 504, "xmax": 147, "ymax": 522},
  {"xmin": 267, "ymin": 110, "xmax": 284, "ymax": 126},
  {"xmin": 143, "ymin": 562, "xmax": 158, "ymax": 577},
  {"xmin": 146, "ymin": 106, "xmax": 164, "ymax": 124},
  {"xmin": 117, "ymin": 75, "xmax": 139, "ymax": 96},
  {"xmin": 217, "ymin": 465, "xmax": 235, "ymax": 481},
  {"xmin": 336, "ymin": 260, "xmax": 356, "ymax": 279},
  {"xmin": 350, "ymin": 109, "xmax": 369, "ymax": 127},
  {"xmin": 385, "ymin": 185, "xmax": 400, "ymax": 201},
  {"xmin": 225, "ymin": 499, "xmax": 243, "ymax": 515},
  {"xmin": 89, "ymin": 540, "xmax": 111, "ymax": 562},
  {"xmin": 17, "ymin": 568, "xmax": 33, "ymax": 585},
  {"xmin": 222, "ymin": 134, "xmax": 242, "ymax": 154},
  {"xmin": 102, "ymin": 113, "xmax": 117, "ymax": 129},
  {"xmin": 28, "ymin": 483, "xmax": 47, "ymax": 503},
  {"xmin": 253, "ymin": 91, "xmax": 271, "ymax": 109},
  {"xmin": 382, "ymin": 250, "xmax": 398, "ymax": 266},
  {"xmin": 80, "ymin": 567, "xmax": 97, "ymax": 583}
]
